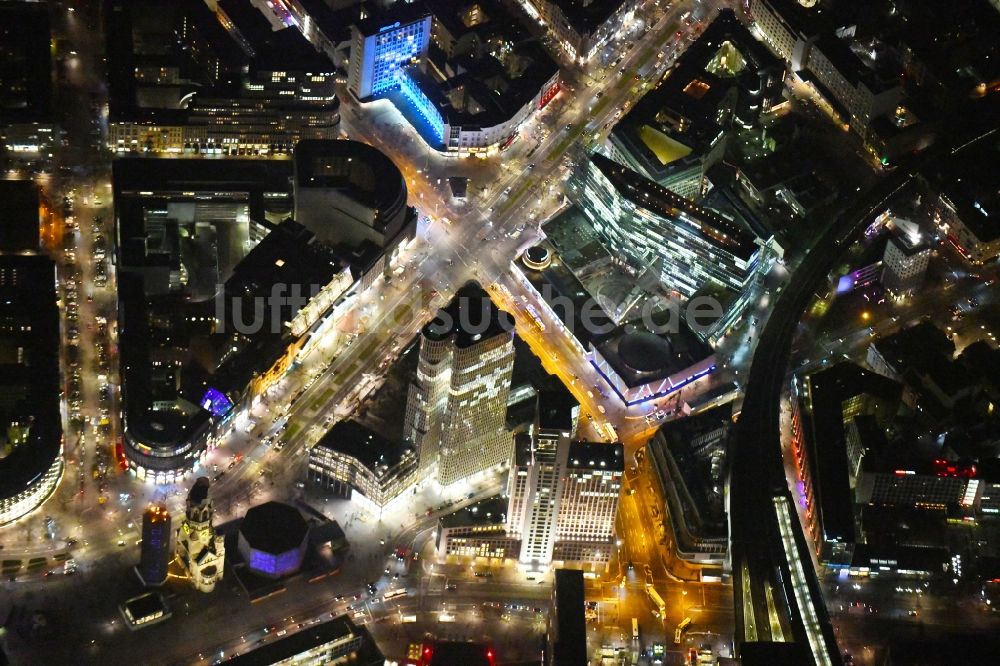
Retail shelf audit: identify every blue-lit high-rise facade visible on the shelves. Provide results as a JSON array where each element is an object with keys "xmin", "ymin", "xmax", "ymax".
[
  {"xmin": 396, "ymin": 68, "xmax": 445, "ymax": 144},
  {"xmin": 137, "ymin": 504, "xmax": 171, "ymax": 586},
  {"xmin": 348, "ymin": 10, "xmax": 445, "ymax": 144},
  {"xmin": 348, "ymin": 11, "xmax": 432, "ymax": 100}
]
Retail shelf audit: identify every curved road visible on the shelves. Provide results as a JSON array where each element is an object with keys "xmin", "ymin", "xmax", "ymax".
[{"xmin": 730, "ymin": 105, "xmax": 1000, "ymax": 665}]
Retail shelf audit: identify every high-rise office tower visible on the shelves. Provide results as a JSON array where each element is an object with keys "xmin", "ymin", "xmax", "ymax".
[
  {"xmin": 882, "ymin": 220, "xmax": 930, "ymax": 298},
  {"xmin": 137, "ymin": 503, "xmax": 171, "ymax": 586},
  {"xmin": 556, "ymin": 442, "xmax": 624, "ymax": 545},
  {"xmin": 347, "ymin": 5, "xmax": 432, "ymax": 100},
  {"xmin": 572, "ymin": 153, "xmax": 765, "ymax": 297},
  {"xmin": 507, "ymin": 391, "xmax": 624, "ymax": 568},
  {"xmin": 404, "ymin": 282, "xmax": 515, "ymax": 486},
  {"xmin": 175, "ymin": 477, "xmax": 226, "ymax": 592},
  {"xmin": 507, "ymin": 392, "xmax": 579, "ymax": 567}
]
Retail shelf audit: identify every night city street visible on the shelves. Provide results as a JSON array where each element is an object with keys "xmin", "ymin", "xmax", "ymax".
[{"xmin": 2, "ymin": 1, "xmax": 1000, "ymax": 665}]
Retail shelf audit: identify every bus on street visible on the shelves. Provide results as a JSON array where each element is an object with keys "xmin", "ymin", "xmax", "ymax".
[{"xmin": 647, "ymin": 585, "xmax": 666, "ymax": 618}]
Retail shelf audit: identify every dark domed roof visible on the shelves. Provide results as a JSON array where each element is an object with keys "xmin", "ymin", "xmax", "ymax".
[
  {"xmin": 522, "ymin": 245, "xmax": 552, "ymax": 270},
  {"xmin": 239, "ymin": 501, "xmax": 308, "ymax": 554},
  {"xmin": 525, "ymin": 245, "xmax": 548, "ymax": 263},
  {"xmin": 294, "ymin": 139, "xmax": 406, "ymax": 222},
  {"xmin": 617, "ymin": 331, "xmax": 673, "ymax": 373},
  {"xmin": 188, "ymin": 477, "xmax": 211, "ymax": 505},
  {"xmin": 422, "ymin": 281, "xmax": 512, "ymax": 348}
]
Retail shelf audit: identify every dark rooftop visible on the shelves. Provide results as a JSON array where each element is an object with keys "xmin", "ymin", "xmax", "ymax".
[
  {"xmin": 448, "ymin": 176, "xmax": 468, "ymax": 199},
  {"xmin": 850, "ymin": 543, "xmax": 948, "ymax": 575},
  {"xmin": 294, "ymin": 0, "xmax": 358, "ymax": 45},
  {"xmin": 0, "ymin": 255, "xmax": 62, "ymax": 501},
  {"xmin": 122, "ymin": 592, "xmax": 168, "ymax": 620},
  {"xmin": 313, "ymin": 420, "xmax": 415, "ymax": 475},
  {"xmin": 592, "ymin": 313, "xmax": 714, "ymax": 389},
  {"xmin": 650, "ymin": 403, "xmax": 732, "ymax": 541},
  {"xmin": 215, "ymin": 0, "xmax": 273, "ymax": 57},
  {"xmin": 426, "ymin": 641, "xmax": 494, "ymax": 666},
  {"xmin": 517, "ymin": 243, "xmax": 615, "ymax": 350},
  {"xmin": 934, "ymin": 138, "xmax": 1000, "ymax": 244},
  {"xmin": 0, "ymin": 180, "xmax": 39, "ymax": 252},
  {"xmin": 621, "ymin": 332, "xmax": 673, "ymax": 373},
  {"xmin": 551, "ymin": 569, "xmax": 586, "ymax": 666},
  {"xmin": 957, "ymin": 341, "xmax": 1000, "ymax": 395},
  {"xmin": 850, "ymin": 414, "xmax": 887, "ymax": 460},
  {"xmin": 872, "ymin": 322, "xmax": 954, "ymax": 370},
  {"xmin": 114, "ymin": 156, "xmax": 293, "ymax": 200},
  {"xmin": 220, "ymin": 0, "xmax": 332, "ymax": 71},
  {"xmin": 658, "ymin": 402, "xmax": 733, "ymax": 450},
  {"xmin": 566, "ymin": 441, "xmax": 625, "ymax": 472},
  {"xmin": 307, "ymin": 519, "xmax": 347, "ymax": 548},
  {"xmin": 804, "ymin": 363, "xmax": 902, "ymax": 544},
  {"xmin": 555, "ymin": 0, "xmax": 629, "ymax": 36},
  {"xmin": 239, "ymin": 501, "xmax": 309, "ymax": 554},
  {"xmin": 439, "ymin": 494, "xmax": 507, "ymax": 529},
  {"xmin": 294, "ymin": 139, "xmax": 408, "ymax": 229},
  {"xmin": 423, "ymin": 281, "xmax": 513, "ymax": 348},
  {"xmin": 507, "ymin": 336, "xmax": 570, "ymax": 430},
  {"xmin": 223, "ymin": 616, "xmax": 384, "ymax": 666},
  {"xmin": 0, "ymin": 0, "xmax": 51, "ymax": 123},
  {"xmin": 537, "ymin": 390, "xmax": 578, "ymax": 431},
  {"xmin": 814, "ymin": 33, "xmax": 897, "ymax": 94},
  {"xmin": 225, "ymin": 221, "xmax": 339, "ymax": 311},
  {"xmin": 870, "ymin": 322, "xmax": 969, "ymax": 399}
]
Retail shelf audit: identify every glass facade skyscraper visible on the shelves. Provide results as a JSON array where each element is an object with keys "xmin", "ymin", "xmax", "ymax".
[
  {"xmin": 403, "ymin": 283, "xmax": 515, "ymax": 486},
  {"xmin": 138, "ymin": 504, "xmax": 171, "ymax": 586},
  {"xmin": 572, "ymin": 153, "xmax": 764, "ymax": 297}
]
